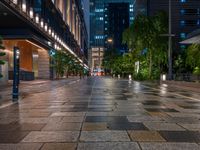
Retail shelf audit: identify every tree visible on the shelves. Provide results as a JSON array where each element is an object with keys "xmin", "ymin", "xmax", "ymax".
[
  {"xmin": 0, "ymin": 36, "xmax": 5, "ymax": 78},
  {"xmin": 102, "ymin": 48, "xmax": 119, "ymax": 74},
  {"xmin": 52, "ymin": 51, "xmax": 65, "ymax": 78},
  {"xmin": 122, "ymin": 11, "xmax": 168, "ymax": 80},
  {"xmin": 186, "ymin": 44, "xmax": 200, "ymax": 76}
]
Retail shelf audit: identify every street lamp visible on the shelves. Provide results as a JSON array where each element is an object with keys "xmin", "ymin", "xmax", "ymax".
[
  {"xmin": 107, "ymin": 38, "xmax": 113, "ymax": 43},
  {"xmin": 160, "ymin": 0, "xmax": 174, "ymax": 80},
  {"xmin": 168, "ymin": 0, "xmax": 173, "ymax": 80},
  {"xmin": 107, "ymin": 38, "xmax": 113, "ymax": 50}
]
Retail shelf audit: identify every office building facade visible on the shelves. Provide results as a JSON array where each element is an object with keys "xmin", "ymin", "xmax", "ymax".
[
  {"xmin": 0, "ymin": 0, "xmax": 88, "ymax": 84},
  {"xmin": 133, "ymin": 0, "xmax": 200, "ymax": 55},
  {"xmin": 104, "ymin": 3, "xmax": 130, "ymax": 54},
  {"xmin": 90, "ymin": 0, "xmax": 134, "ymax": 72}
]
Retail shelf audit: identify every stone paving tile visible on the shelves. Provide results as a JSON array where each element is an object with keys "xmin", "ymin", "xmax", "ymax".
[
  {"xmin": 86, "ymin": 112, "xmax": 108, "ymax": 116},
  {"xmin": 144, "ymin": 122, "xmax": 185, "ymax": 131},
  {"xmin": 80, "ymin": 131, "xmax": 130, "ymax": 142},
  {"xmin": 85, "ymin": 116, "xmax": 128, "ymax": 123},
  {"xmin": 107, "ymin": 122, "xmax": 148, "ymax": 130},
  {"xmin": 0, "ymin": 118, "xmax": 18, "ymax": 124},
  {"xmin": 145, "ymin": 108, "xmax": 179, "ymax": 113},
  {"xmin": 18, "ymin": 117, "xmax": 62, "ymax": 124},
  {"xmin": 77, "ymin": 142, "xmax": 140, "ymax": 150},
  {"xmin": 21, "ymin": 131, "xmax": 79, "ymax": 142},
  {"xmin": 51, "ymin": 112, "xmax": 86, "ymax": 117},
  {"xmin": 166, "ymin": 112, "xmax": 200, "ymax": 118},
  {"xmin": 16, "ymin": 123, "xmax": 45, "ymax": 131},
  {"xmin": 0, "ymin": 124, "xmax": 20, "ymax": 132},
  {"xmin": 0, "ymin": 131, "xmax": 29, "ymax": 143},
  {"xmin": 19, "ymin": 112, "xmax": 51, "ymax": 118},
  {"xmin": 82, "ymin": 123, "xmax": 108, "ymax": 131},
  {"xmin": 147, "ymin": 112, "xmax": 169, "ymax": 117},
  {"xmin": 42, "ymin": 122, "xmax": 82, "ymax": 131},
  {"xmin": 128, "ymin": 130, "xmax": 166, "ymax": 142},
  {"xmin": 127, "ymin": 115, "xmax": 163, "ymax": 122},
  {"xmin": 159, "ymin": 131, "xmax": 200, "ymax": 142},
  {"xmin": 178, "ymin": 123, "xmax": 200, "ymax": 131},
  {"xmin": 139, "ymin": 142, "xmax": 200, "ymax": 150},
  {"xmin": 41, "ymin": 143, "xmax": 77, "ymax": 150},
  {"xmin": 0, "ymin": 143, "xmax": 43, "ymax": 150},
  {"xmin": 164, "ymin": 117, "xmax": 200, "ymax": 124},
  {"xmin": 61, "ymin": 116, "xmax": 84, "ymax": 122}
]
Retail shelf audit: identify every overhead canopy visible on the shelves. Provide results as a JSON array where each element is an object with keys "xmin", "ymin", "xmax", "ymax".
[{"xmin": 180, "ymin": 29, "xmax": 200, "ymax": 44}]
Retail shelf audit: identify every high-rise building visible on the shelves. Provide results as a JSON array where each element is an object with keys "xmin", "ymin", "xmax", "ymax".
[
  {"xmin": 90, "ymin": 0, "xmax": 134, "ymax": 47},
  {"xmin": 90, "ymin": 0, "xmax": 134, "ymax": 72},
  {"xmin": 81, "ymin": 0, "xmax": 90, "ymax": 65},
  {"xmin": 0, "ymin": 0, "xmax": 88, "ymax": 84},
  {"xmin": 104, "ymin": 3, "xmax": 130, "ymax": 54},
  {"xmin": 133, "ymin": 0, "xmax": 200, "ymax": 55}
]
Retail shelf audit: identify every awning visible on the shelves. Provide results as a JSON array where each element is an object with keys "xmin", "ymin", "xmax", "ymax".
[{"xmin": 180, "ymin": 29, "xmax": 200, "ymax": 44}]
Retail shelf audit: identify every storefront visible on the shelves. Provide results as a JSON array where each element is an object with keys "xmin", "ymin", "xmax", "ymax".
[{"xmin": 0, "ymin": 39, "xmax": 50, "ymax": 84}]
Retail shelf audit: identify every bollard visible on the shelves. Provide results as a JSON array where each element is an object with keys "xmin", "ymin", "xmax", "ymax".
[
  {"xmin": 129, "ymin": 74, "xmax": 132, "ymax": 80},
  {"xmin": 118, "ymin": 74, "xmax": 120, "ymax": 79}
]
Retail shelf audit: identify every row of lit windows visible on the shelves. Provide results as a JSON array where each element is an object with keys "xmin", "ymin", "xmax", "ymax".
[
  {"xmin": 180, "ymin": 20, "xmax": 200, "ymax": 26},
  {"xmin": 96, "ymin": 17, "xmax": 104, "ymax": 21},
  {"xmin": 180, "ymin": 9, "xmax": 200, "ymax": 15},
  {"xmin": 95, "ymin": 9, "xmax": 104, "ymax": 13},
  {"xmin": 95, "ymin": 35, "xmax": 104, "ymax": 39}
]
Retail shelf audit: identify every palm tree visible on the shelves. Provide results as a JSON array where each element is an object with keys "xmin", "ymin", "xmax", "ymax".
[{"xmin": 0, "ymin": 36, "xmax": 5, "ymax": 78}]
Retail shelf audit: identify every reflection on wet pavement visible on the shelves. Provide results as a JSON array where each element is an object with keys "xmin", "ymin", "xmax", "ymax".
[{"xmin": 0, "ymin": 77, "xmax": 200, "ymax": 149}]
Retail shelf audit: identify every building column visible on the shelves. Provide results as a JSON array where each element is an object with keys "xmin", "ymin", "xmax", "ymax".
[
  {"xmin": 38, "ymin": 49, "xmax": 50, "ymax": 79},
  {"xmin": 79, "ymin": 22, "xmax": 81, "ymax": 46}
]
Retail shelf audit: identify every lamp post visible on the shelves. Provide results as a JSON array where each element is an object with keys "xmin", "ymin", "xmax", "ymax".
[
  {"xmin": 168, "ymin": 0, "xmax": 173, "ymax": 80},
  {"xmin": 12, "ymin": 47, "xmax": 20, "ymax": 102},
  {"xmin": 160, "ymin": 0, "xmax": 174, "ymax": 80}
]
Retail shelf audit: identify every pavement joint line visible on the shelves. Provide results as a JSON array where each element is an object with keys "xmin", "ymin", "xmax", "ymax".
[
  {"xmin": 0, "ymin": 100, "xmax": 20, "ymax": 109},
  {"xmin": 76, "ymin": 78, "xmax": 97, "ymax": 148},
  {"xmin": 137, "ymin": 141, "xmax": 144, "ymax": 150},
  {"xmin": 141, "ymin": 84, "xmax": 200, "ymax": 102}
]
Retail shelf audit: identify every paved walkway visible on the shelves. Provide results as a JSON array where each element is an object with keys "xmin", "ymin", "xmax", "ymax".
[
  {"xmin": 0, "ymin": 77, "xmax": 80, "ymax": 105},
  {"xmin": 0, "ymin": 77, "xmax": 200, "ymax": 150}
]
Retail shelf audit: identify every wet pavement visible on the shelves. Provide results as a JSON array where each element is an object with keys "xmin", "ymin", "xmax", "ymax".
[{"xmin": 0, "ymin": 77, "xmax": 200, "ymax": 149}]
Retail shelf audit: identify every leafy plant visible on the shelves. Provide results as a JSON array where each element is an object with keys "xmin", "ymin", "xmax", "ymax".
[
  {"xmin": 122, "ymin": 11, "xmax": 168, "ymax": 80},
  {"xmin": 185, "ymin": 44, "xmax": 200, "ymax": 81},
  {"xmin": 52, "ymin": 50, "xmax": 85, "ymax": 79}
]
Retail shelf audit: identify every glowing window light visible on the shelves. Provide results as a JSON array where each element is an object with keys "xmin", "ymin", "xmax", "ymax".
[
  {"xmin": 29, "ymin": 7, "xmax": 33, "ymax": 19},
  {"xmin": 48, "ymin": 28, "xmax": 52, "ymax": 35},
  {"xmin": 35, "ymin": 14, "xmax": 39, "ymax": 24},
  {"xmin": 12, "ymin": 0, "xmax": 18, "ymax": 4},
  {"xmin": 40, "ymin": 19, "xmax": 44, "ymax": 28},
  {"xmin": 44, "ymin": 23, "xmax": 48, "ymax": 31},
  {"xmin": 22, "ymin": 0, "xmax": 26, "ymax": 12},
  {"xmin": 52, "ymin": 31, "xmax": 54, "ymax": 37}
]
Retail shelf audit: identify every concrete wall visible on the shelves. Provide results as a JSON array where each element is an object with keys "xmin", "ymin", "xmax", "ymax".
[{"xmin": 38, "ymin": 49, "xmax": 50, "ymax": 79}]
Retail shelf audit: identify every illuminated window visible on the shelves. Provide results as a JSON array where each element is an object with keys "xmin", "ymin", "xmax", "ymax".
[
  {"xmin": 180, "ymin": 20, "xmax": 185, "ymax": 26},
  {"xmin": 180, "ymin": 33, "xmax": 186, "ymax": 39},
  {"xmin": 180, "ymin": 0, "xmax": 186, "ymax": 2}
]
